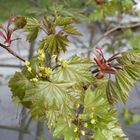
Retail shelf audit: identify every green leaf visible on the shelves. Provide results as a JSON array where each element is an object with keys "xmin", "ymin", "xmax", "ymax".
[
  {"xmin": 55, "ymin": 16, "xmax": 73, "ymax": 26},
  {"xmin": 115, "ymin": 71, "xmax": 134, "ymax": 103},
  {"xmin": 8, "ymin": 72, "xmax": 33, "ymax": 108},
  {"xmin": 14, "ymin": 16, "xmax": 27, "ymax": 29},
  {"xmin": 93, "ymin": 128, "xmax": 107, "ymax": 140},
  {"xmin": 24, "ymin": 81, "xmax": 74, "ymax": 108},
  {"xmin": 54, "ymin": 119, "xmax": 77, "ymax": 140},
  {"xmin": 84, "ymin": 83, "xmax": 109, "ymax": 116},
  {"xmin": 106, "ymin": 80, "xmax": 123, "ymax": 104},
  {"xmin": 42, "ymin": 34, "xmax": 69, "ymax": 54},
  {"xmin": 63, "ymin": 25, "xmax": 82, "ymax": 36},
  {"xmin": 52, "ymin": 55, "xmax": 93, "ymax": 83},
  {"xmin": 89, "ymin": 8, "xmax": 104, "ymax": 21},
  {"xmin": 124, "ymin": 65, "xmax": 140, "ymax": 80},
  {"xmin": 106, "ymin": 80, "xmax": 118, "ymax": 105},
  {"xmin": 25, "ymin": 18, "xmax": 40, "ymax": 42},
  {"xmin": 94, "ymin": 124, "xmax": 128, "ymax": 140},
  {"xmin": 24, "ymin": 80, "xmax": 82, "ymax": 128},
  {"xmin": 117, "ymin": 50, "xmax": 140, "ymax": 65},
  {"xmin": 83, "ymin": 82, "xmax": 127, "ymax": 140},
  {"xmin": 129, "ymin": 35, "xmax": 140, "ymax": 50}
]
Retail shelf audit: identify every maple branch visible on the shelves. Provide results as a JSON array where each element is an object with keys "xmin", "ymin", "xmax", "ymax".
[
  {"xmin": 0, "ymin": 43, "xmax": 25, "ymax": 62},
  {"xmin": 0, "ymin": 124, "xmax": 30, "ymax": 134},
  {"xmin": 0, "ymin": 64, "xmax": 22, "ymax": 68},
  {"xmin": 87, "ymin": 22, "xmax": 140, "ymax": 52}
]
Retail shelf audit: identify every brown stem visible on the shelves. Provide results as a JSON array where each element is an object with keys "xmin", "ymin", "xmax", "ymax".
[
  {"xmin": 52, "ymin": 64, "xmax": 61, "ymax": 71},
  {"xmin": 0, "ymin": 43, "xmax": 25, "ymax": 62}
]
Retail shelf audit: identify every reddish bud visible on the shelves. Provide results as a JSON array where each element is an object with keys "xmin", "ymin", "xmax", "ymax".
[
  {"xmin": 95, "ymin": 71, "xmax": 104, "ymax": 79},
  {"xmin": 82, "ymin": 84, "xmax": 89, "ymax": 90}
]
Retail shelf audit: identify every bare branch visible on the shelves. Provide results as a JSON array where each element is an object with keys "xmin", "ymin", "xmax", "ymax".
[
  {"xmin": 0, "ymin": 43, "xmax": 26, "ymax": 62},
  {"xmin": 0, "ymin": 124, "xmax": 30, "ymax": 134},
  {"xmin": 86, "ymin": 22, "xmax": 140, "ymax": 53},
  {"xmin": 0, "ymin": 64, "xmax": 22, "ymax": 68}
]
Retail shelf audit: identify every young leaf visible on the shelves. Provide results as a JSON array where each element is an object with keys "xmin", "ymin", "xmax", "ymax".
[
  {"xmin": 84, "ymin": 82, "xmax": 109, "ymax": 116},
  {"xmin": 117, "ymin": 50, "xmax": 140, "ymax": 65},
  {"xmin": 54, "ymin": 119, "xmax": 78, "ymax": 140},
  {"xmin": 124, "ymin": 65, "xmax": 140, "ymax": 81},
  {"xmin": 63, "ymin": 25, "xmax": 82, "ymax": 36},
  {"xmin": 83, "ymin": 82, "xmax": 127, "ymax": 140},
  {"xmin": 42, "ymin": 34, "xmax": 69, "ymax": 54},
  {"xmin": 55, "ymin": 16, "xmax": 73, "ymax": 26},
  {"xmin": 14, "ymin": 16, "xmax": 27, "ymax": 29},
  {"xmin": 23, "ymin": 80, "xmax": 82, "ymax": 128},
  {"xmin": 107, "ymin": 80, "xmax": 122, "ymax": 104},
  {"xmin": 115, "ymin": 71, "xmax": 134, "ymax": 103},
  {"xmin": 8, "ymin": 72, "xmax": 33, "ymax": 108},
  {"xmin": 25, "ymin": 18, "xmax": 40, "ymax": 42},
  {"xmin": 52, "ymin": 55, "xmax": 93, "ymax": 83}
]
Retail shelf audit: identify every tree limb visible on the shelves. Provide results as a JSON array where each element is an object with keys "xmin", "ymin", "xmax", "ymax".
[
  {"xmin": 0, "ymin": 124, "xmax": 30, "ymax": 134},
  {"xmin": 0, "ymin": 64, "xmax": 22, "ymax": 68},
  {"xmin": 0, "ymin": 43, "xmax": 25, "ymax": 62},
  {"xmin": 87, "ymin": 22, "xmax": 140, "ymax": 52}
]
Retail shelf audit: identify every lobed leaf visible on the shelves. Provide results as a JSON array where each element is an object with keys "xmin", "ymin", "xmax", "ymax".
[
  {"xmin": 52, "ymin": 55, "xmax": 93, "ymax": 83},
  {"xmin": 42, "ymin": 34, "xmax": 69, "ymax": 54},
  {"xmin": 25, "ymin": 18, "xmax": 40, "ymax": 42},
  {"xmin": 8, "ymin": 72, "xmax": 33, "ymax": 108},
  {"xmin": 63, "ymin": 25, "xmax": 82, "ymax": 36},
  {"xmin": 55, "ymin": 16, "xmax": 73, "ymax": 26}
]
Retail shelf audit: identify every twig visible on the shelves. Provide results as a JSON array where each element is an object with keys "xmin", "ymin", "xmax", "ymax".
[
  {"xmin": 0, "ymin": 43, "xmax": 25, "ymax": 62},
  {"xmin": 52, "ymin": 64, "xmax": 61, "ymax": 71},
  {"xmin": 86, "ymin": 22, "xmax": 140, "ymax": 53},
  {"xmin": 0, "ymin": 124, "xmax": 30, "ymax": 134},
  {"xmin": 0, "ymin": 64, "xmax": 22, "ymax": 68}
]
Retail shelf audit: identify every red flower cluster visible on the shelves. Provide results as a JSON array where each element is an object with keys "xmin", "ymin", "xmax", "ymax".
[{"xmin": 93, "ymin": 48, "xmax": 122, "ymax": 79}]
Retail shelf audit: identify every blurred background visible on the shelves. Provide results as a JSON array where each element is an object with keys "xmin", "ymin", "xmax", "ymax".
[{"xmin": 0, "ymin": 0, "xmax": 140, "ymax": 140}]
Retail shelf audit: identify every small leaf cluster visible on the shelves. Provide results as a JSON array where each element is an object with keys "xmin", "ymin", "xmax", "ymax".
[
  {"xmin": 87, "ymin": 0, "xmax": 134, "ymax": 21},
  {"xmin": 25, "ymin": 15, "xmax": 81, "ymax": 55}
]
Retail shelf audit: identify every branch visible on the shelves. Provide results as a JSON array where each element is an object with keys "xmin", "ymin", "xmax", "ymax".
[
  {"xmin": 0, "ymin": 43, "xmax": 25, "ymax": 62},
  {"xmin": 0, "ymin": 124, "xmax": 30, "ymax": 134},
  {"xmin": 0, "ymin": 64, "xmax": 22, "ymax": 68},
  {"xmin": 87, "ymin": 22, "xmax": 140, "ymax": 52}
]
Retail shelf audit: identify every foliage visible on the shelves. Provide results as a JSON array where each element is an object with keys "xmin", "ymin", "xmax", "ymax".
[
  {"xmin": 0, "ymin": 0, "xmax": 139, "ymax": 140},
  {"xmin": 121, "ymin": 108, "xmax": 140, "ymax": 125},
  {"xmin": 7, "ymin": 12, "xmax": 140, "ymax": 139},
  {"xmin": 87, "ymin": 0, "xmax": 134, "ymax": 21}
]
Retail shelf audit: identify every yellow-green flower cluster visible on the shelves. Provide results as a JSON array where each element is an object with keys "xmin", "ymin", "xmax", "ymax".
[
  {"xmin": 58, "ymin": 57, "xmax": 68, "ymax": 68},
  {"xmin": 25, "ymin": 60, "xmax": 32, "ymax": 73},
  {"xmin": 24, "ymin": 61, "xmax": 39, "ymax": 82},
  {"xmin": 38, "ymin": 49, "xmax": 45, "ymax": 62},
  {"xmin": 39, "ymin": 66, "xmax": 52, "ymax": 77},
  {"xmin": 30, "ymin": 78, "xmax": 38, "ymax": 82},
  {"xmin": 74, "ymin": 127, "xmax": 85, "ymax": 136}
]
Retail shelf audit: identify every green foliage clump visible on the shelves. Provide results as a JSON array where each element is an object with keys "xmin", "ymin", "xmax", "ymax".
[{"xmin": 8, "ymin": 13, "xmax": 140, "ymax": 140}]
